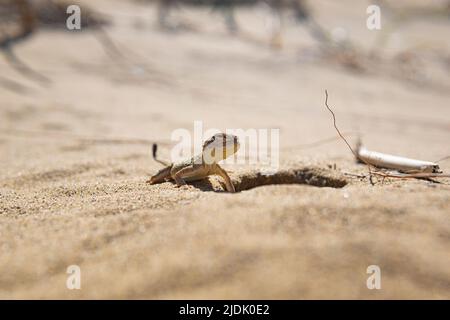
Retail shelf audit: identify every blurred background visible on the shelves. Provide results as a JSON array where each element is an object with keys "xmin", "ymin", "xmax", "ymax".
[
  {"xmin": 1, "ymin": 0, "xmax": 449, "ymax": 163},
  {"xmin": 1, "ymin": 0, "xmax": 449, "ymax": 156}
]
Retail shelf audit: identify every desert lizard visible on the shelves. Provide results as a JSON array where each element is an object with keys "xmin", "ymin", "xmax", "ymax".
[{"xmin": 146, "ymin": 133, "xmax": 240, "ymax": 192}]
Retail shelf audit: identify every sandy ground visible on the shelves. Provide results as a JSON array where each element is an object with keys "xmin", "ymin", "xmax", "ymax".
[{"xmin": 0, "ymin": 0, "xmax": 449, "ymax": 299}]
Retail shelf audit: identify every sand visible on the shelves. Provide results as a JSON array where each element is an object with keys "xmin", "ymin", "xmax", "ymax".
[{"xmin": 0, "ymin": 0, "xmax": 449, "ymax": 299}]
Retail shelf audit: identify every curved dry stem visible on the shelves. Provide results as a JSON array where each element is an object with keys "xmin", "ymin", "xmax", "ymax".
[{"xmin": 323, "ymin": 90, "xmax": 450, "ymax": 183}]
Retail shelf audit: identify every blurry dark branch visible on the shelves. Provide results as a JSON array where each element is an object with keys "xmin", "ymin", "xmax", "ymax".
[
  {"xmin": 289, "ymin": 0, "xmax": 329, "ymax": 45},
  {"xmin": 36, "ymin": 1, "xmax": 127, "ymax": 63},
  {"xmin": 0, "ymin": 0, "xmax": 35, "ymax": 48},
  {"xmin": 0, "ymin": 0, "xmax": 51, "ymax": 86},
  {"xmin": 33, "ymin": 0, "xmax": 124, "ymax": 63},
  {"xmin": 84, "ymin": 8, "xmax": 171, "ymax": 84},
  {"xmin": 154, "ymin": 0, "xmax": 331, "ymax": 48},
  {"xmin": 0, "ymin": 75, "xmax": 31, "ymax": 93},
  {"xmin": 92, "ymin": 27, "xmax": 128, "ymax": 62},
  {"xmin": 1, "ymin": 0, "xmax": 166, "ymax": 87},
  {"xmin": 1, "ymin": 46, "xmax": 51, "ymax": 85}
]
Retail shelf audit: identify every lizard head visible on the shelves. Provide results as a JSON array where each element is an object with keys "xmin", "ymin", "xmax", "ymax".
[{"xmin": 202, "ymin": 133, "xmax": 240, "ymax": 164}]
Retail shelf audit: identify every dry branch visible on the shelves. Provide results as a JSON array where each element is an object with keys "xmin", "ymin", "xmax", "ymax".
[
  {"xmin": 1, "ymin": 46, "xmax": 51, "ymax": 85},
  {"xmin": 356, "ymin": 145, "xmax": 441, "ymax": 174},
  {"xmin": 323, "ymin": 90, "xmax": 450, "ymax": 182},
  {"xmin": 0, "ymin": 0, "xmax": 51, "ymax": 85},
  {"xmin": 0, "ymin": 0, "xmax": 36, "ymax": 49}
]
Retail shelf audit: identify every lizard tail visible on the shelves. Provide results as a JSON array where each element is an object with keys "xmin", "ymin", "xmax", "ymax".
[
  {"xmin": 147, "ymin": 143, "xmax": 172, "ymax": 184},
  {"xmin": 152, "ymin": 143, "xmax": 169, "ymax": 166},
  {"xmin": 146, "ymin": 165, "xmax": 172, "ymax": 184}
]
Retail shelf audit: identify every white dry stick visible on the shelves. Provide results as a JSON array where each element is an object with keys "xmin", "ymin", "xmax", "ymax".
[{"xmin": 356, "ymin": 145, "xmax": 442, "ymax": 174}]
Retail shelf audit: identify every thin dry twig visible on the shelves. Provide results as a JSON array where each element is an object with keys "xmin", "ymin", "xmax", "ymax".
[
  {"xmin": 325, "ymin": 90, "xmax": 375, "ymax": 184},
  {"xmin": 435, "ymin": 155, "xmax": 450, "ymax": 163},
  {"xmin": 1, "ymin": 47, "xmax": 51, "ymax": 85},
  {"xmin": 324, "ymin": 90, "xmax": 358, "ymax": 158},
  {"xmin": 0, "ymin": 75, "xmax": 31, "ymax": 93},
  {"xmin": 342, "ymin": 172, "xmax": 367, "ymax": 179}
]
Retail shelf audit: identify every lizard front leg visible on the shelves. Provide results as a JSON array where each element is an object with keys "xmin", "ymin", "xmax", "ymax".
[
  {"xmin": 171, "ymin": 166, "xmax": 197, "ymax": 187},
  {"xmin": 212, "ymin": 164, "xmax": 236, "ymax": 193}
]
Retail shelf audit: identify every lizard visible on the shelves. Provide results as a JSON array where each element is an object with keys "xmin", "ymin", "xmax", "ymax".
[{"xmin": 146, "ymin": 133, "xmax": 240, "ymax": 193}]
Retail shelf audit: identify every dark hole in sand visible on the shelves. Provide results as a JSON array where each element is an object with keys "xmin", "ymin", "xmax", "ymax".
[
  {"xmin": 190, "ymin": 167, "xmax": 348, "ymax": 192},
  {"xmin": 232, "ymin": 168, "xmax": 347, "ymax": 191}
]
